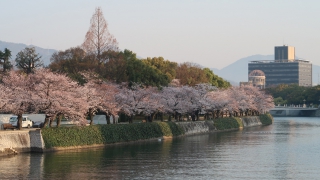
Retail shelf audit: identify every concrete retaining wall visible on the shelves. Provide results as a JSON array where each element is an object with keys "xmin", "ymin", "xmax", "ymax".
[
  {"xmin": 241, "ymin": 116, "xmax": 262, "ymax": 127},
  {"xmin": 175, "ymin": 116, "xmax": 263, "ymax": 135},
  {"xmin": 0, "ymin": 129, "xmax": 44, "ymax": 156}
]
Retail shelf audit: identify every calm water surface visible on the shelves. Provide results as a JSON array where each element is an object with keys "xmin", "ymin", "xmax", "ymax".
[{"xmin": 1, "ymin": 117, "xmax": 320, "ymax": 180}]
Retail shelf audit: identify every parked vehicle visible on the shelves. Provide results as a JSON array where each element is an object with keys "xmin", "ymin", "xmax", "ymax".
[
  {"xmin": 2, "ymin": 123, "xmax": 16, "ymax": 130},
  {"xmin": 9, "ymin": 116, "xmax": 33, "ymax": 128},
  {"xmin": 32, "ymin": 121, "xmax": 44, "ymax": 128}
]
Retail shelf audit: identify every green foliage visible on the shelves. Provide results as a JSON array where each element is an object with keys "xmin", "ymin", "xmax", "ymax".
[
  {"xmin": 214, "ymin": 117, "xmax": 240, "ymax": 130},
  {"xmin": 142, "ymin": 57, "xmax": 177, "ymax": 82},
  {"xmin": 49, "ymin": 47, "xmax": 96, "ymax": 84},
  {"xmin": 273, "ymin": 97, "xmax": 287, "ymax": 106},
  {"xmin": 259, "ymin": 113, "xmax": 273, "ymax": 125},
  {"xmin": 124, "ymin": 50, "xmax": 170, "ymax": 87},
  {"xmin": 0, "ymin": 48, "xmax": 13, "ymax": 72},
  {"xmin": 265, "ymin": 84, "xmax": 319, "ymax": 105},
  {"xmin": 235, "ymin": 117, "xmax": 243, "ymax": 128},
  {"xmin": 41, "ymin": 122, "xmax": 185, "ymax": 148},
  {"xmin": 15, "ymin": 47, "xmax": 43, "ymax": 74},
  {"xmin": 203, "ymin": 68, "xmax": 231, "ymax": 88},
  {"xmin": 175, "ymin": 62, "xmax": 208, "ymax": 86},
  {"xmin": 156, "ymin": 121, "xmax": 184, "ymax": 136},
  {"xmin": 48, "ymin": 46, "xmax": 232, "ymax": 88},
  {"xmin": 174, "ymin": 63, "xmax": 230, "ymax": 87}
]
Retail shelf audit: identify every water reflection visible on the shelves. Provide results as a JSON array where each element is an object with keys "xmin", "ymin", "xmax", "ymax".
[{"xmin": 1, "ymin": 117, "xmax": 320, "ymax": 179}]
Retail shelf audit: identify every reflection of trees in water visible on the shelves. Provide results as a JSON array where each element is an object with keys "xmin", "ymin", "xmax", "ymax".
[
  {"xmin": 42, "ymin": 141, "xmax": 167, "ymax": 179},
  {"xmin": 0, "ymin": 153, "xmax": 32, "ymax": 179}
]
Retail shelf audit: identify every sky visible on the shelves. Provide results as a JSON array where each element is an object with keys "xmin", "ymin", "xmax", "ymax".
[{"xmin": 1, "ymin": 0, "xmax": 320, "ymax": 69}]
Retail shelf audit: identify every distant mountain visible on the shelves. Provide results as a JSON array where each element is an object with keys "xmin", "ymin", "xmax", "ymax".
[
  {"xmin": 212, "ymin": 54, "xmax": 320, "ymax": 86},
  {"xmin": 0, "ymin": 40, "xmax": 57, "ymax": 66},
  {"xmin": 212, "ymin": 55, "xmax": 273, "ymax": 86}
]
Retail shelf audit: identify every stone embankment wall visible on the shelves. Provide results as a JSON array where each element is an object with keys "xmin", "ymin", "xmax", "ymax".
[
  {"xmin": 0, "ymin": 116, "xmax": 265, "ymax": 156},
  {"xmin": 177, "ymin": 116, "xmax": 263, "ymax": 135},
  {"xmin": 241, "ymin": 116, "xmax": 262, "ymax": 127},
  {"xmin": 0, "ymin": 129, "xmax": 44, "ymax": 156}
]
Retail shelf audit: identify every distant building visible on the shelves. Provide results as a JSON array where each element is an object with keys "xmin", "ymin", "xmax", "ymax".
[
  {"xmin": 248, "ymin": 45, "xmax": 312, "ymax": 87},
  {"xmin": 274, "ymin": 45, "xmax": 295, "ymax": 61},
  {"xmin": 239, "ymin": 81, "xmax": 253, "ymax": 87},
  {"xmin": 248, "ymin": 70, "xmax": 266, "ymax": 89},
  {"xmin": 240, "ymin": 70, "xmax": 266, "ymax": 89}
]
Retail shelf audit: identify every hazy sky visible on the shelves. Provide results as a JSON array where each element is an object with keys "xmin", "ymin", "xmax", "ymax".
[{"xmin": 1, "ymin": 0, "xmax": 320, "ymax": 69}]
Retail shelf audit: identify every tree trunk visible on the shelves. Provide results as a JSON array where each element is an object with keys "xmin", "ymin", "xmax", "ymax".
[
  {"xmin": 129, "ymin": 115, "xmax": 134, "ymax": 123},
  {"xmin": 168, "ymin": 114, "xmax": 172, "ymax": 121},
  {"xmin": 42, "ymin": 115, "xmax": 50, "ymax": 128},
  {"xmin": 191, "ymin": 113, "xmax": 195, "ymax": 121},
  {"xmin": 17, "ymin": 113, "xmax": 23, "ymax": 130},
  {"xmin": 151, "ymin": 113, "xmax": 156, "ymax": 122},
  {"xmin": 160, "ymin": 113, "xmax": 163, "ymax": 122},
  {"xmin": 56, "ymin": 113, "xmax": 63, "ymax": 127},
  {"xmin": 195, "ymin": 110, "xmax": 199, "ymax": 121},
  {"xmin": 49, "ymin": 118, "xmax": 53, "ymax": 127},
  {"xmin": 89, "ymin": 113, "xmax": 94, "ymax": 125},
  {"xmin": 174, "ymin": 112, "xmax": 179, "ymax": 121},
  {"xmin": 106, "ymin": 114, "xmax": 111, "ymax": 124},
  {"xmin": 112, "ymin": 114, "xmax": 116, "ymax": 124},
  {"xmin": 88, "ymin": 108, "xmax": 95, "ymax": 125}
]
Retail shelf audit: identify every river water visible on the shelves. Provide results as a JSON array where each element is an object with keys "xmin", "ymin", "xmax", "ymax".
[{"xmin": 1, "ymin": 117, "xmax": 320, "ymax": 180}]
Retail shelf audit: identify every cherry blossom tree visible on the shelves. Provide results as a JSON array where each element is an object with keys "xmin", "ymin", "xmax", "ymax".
[
  {"xmin": 205, "ymin": 89, "xmax": 232, "ymax": 118},
  {"xmin": 160, "ymin": 86, "xmax": 194, "ymax": 121},
  {"xmin": 193, "ymin": 84, "xmax": 217, "ymax": 120},
  {"xmin": 28, "ymin": 69, "xmax": 88, "ymax": 127},
  {"xmin": 116, "ymin": 85, "xmax": 161, "ymax": 123},
  {"xmin": 139, "ymin": 87, "xmax": 163, "ymax": 122},
  {"xmin": 94, "ymin": 81, "xmax": 120, "ymax": 124},
  {"xmin": 228, "ymin": 87, "xmax": 250, "ymax": 116},
  {"xmin": 1, "ymin": 71, "xmax": 35, "ymax": 129}
]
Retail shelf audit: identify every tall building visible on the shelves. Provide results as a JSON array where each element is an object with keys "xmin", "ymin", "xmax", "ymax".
[
  {"xmin": 274, "ymin": 45, "xmax": 295, "ymax": 61},
  {"xmin": 248, "ymin": 45, "xmax": 312, "ymax": 87}
]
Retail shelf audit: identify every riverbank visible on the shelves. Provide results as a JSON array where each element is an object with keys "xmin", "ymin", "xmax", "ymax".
[{"xmin": 0, "ymin": 114, "xmax": 273, "ymax": 156}]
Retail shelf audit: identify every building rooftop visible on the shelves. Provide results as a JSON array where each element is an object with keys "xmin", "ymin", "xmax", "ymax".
[
  {"xmin": 249, "ymin": 70, "xmax": 265, "ymax": 76},
  {"xmin": 249, "ymin": 59, "xmax": 311, "ymax": 64}
]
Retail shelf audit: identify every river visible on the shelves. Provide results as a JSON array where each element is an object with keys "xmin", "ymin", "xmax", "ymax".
[{"xmin": 1, "ymin": 117, "xmax": 320, "ymax": 180}]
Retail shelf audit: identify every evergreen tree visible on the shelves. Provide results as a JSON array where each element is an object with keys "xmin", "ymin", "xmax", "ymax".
[
  {"xmin": 0, "ymin": 48, "xmax": 13, "ymax": 72},
  {"xmin": 15, "ymin": 47, "xmax": 43, "ymax": 74}
]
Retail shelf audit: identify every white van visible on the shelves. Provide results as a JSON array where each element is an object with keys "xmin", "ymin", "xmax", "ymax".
[{"xmin": 9, "ymin": 116, "xmax": 33, "ymax": 128}]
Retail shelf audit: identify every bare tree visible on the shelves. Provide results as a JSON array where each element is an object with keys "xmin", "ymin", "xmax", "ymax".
[{"xmin": 82, "ymin": 7, "xmax": 118, "ymax": 61}]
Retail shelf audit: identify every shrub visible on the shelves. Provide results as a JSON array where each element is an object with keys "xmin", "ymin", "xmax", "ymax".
[
  {"xmin": 259, "ymin": 113, "xmax": 273, "ymax": 125},
  {"xmin": 41, "ymin": 121, "xmax": 185, "ymax": 148},
  {"xmin": 214, "ymin": 117, "xmax": 240, "ymax": 130},
  {"xmin": 157, "ymin": 121, "xmax": 185, "ymax": 136},
  {"xmin": 42, "ymin": 123, "xmax": 163, "ymax": 148}
]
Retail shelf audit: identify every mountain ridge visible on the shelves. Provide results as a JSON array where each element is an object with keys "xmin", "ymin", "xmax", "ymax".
[
  {"xmin": 1, "ymin": 40, "xmax": 319, "ymax": 86},
  {"xmin": 0, "ymin": 40, "xmax": 57, "ymax": 66}
]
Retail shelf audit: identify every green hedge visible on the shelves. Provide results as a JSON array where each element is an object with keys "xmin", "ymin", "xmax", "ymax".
[
  {"xmin": 41, "ymin": 122, "xmax": 184, "ymax": 148},
  {"xmin": 259, "ymin": 113, "xmax": 273, "ymax": 125},
  {"xmin": 214, "ymin": 117, "xmax": 240, "ymax": 130},
  {"xmin": 42, "ymin": 116, "xmax": 271, "ymax": 148},
  {"xmin": 157, "ymin": 121, "xmax": 185, "ymax": 136}
]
